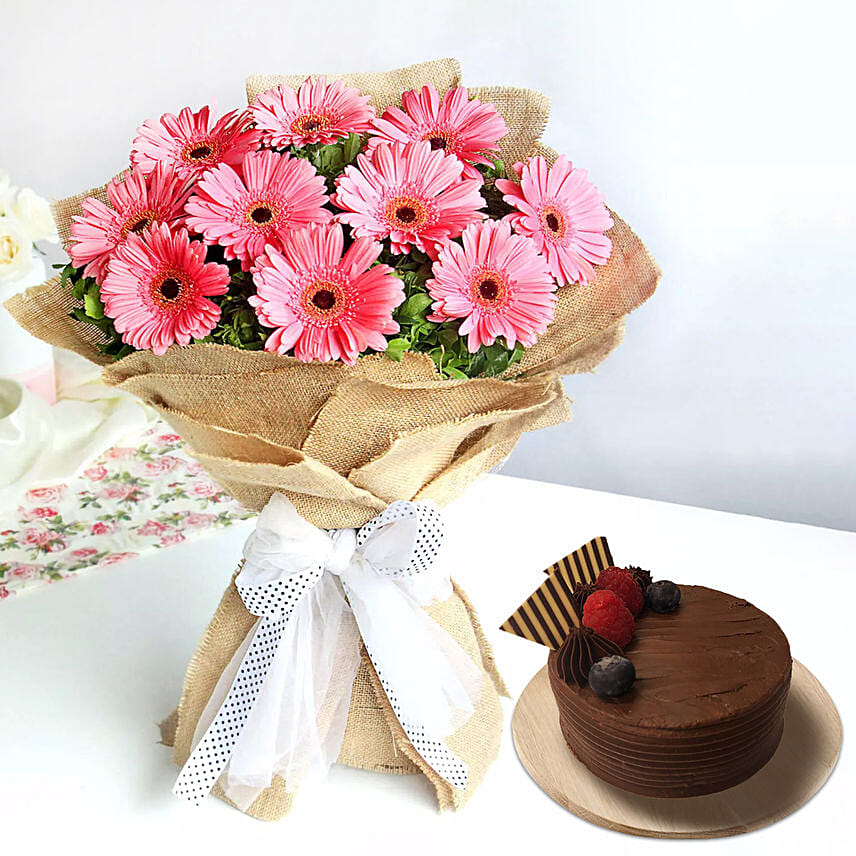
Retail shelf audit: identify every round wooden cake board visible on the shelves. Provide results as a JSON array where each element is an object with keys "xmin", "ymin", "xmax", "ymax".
[{"xmin": 512, "ymin": 660, "xmax": 841, "ymax": 839}]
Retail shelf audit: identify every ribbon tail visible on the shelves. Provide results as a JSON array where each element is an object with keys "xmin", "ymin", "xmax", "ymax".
[
  {"xmin": 173, "ymin": 614, "xmax": 288, "ymax": 804},
  {"xmin": 343, "ymin": 563, "xmax": 482, "ymax": 792}
]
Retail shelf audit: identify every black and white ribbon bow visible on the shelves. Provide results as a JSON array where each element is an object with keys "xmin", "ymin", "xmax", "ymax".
[{"xmin": 173, "ymin": 494, "xmax": 480, "ymax": 807}]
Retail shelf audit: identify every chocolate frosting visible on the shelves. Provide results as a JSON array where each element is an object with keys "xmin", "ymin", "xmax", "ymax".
[
  {"xmin": 627, "ymin": 565, "xmax": 652, "ymax": 593},
  {"xmin": 570, "ymin": 582, "xmax": 597, "ymax": 618},
  {"xmin": 556, "ymin": 625, "xmax": 623, "ymax": 686},
  {"xmin": 547, "ymin": 585, "xmax": 792, "ymax": 798}
]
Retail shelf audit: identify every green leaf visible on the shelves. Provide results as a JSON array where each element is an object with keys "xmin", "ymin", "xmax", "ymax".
[
  {"xmin": 83, "ymin": 288, "xmax": 105, "ymax": 320},
  {"xmin": 397, "ymin": 292, "xmax": 433, "ymax": 321},
  {"xmin": 343, "ymin": 133, "xmax": 362, "ymax": 163},
  {"xmin": 385, "ymin": 338, "xmax": 410, "ymax": 361}
]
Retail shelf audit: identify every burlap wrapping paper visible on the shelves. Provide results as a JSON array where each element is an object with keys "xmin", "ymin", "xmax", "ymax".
[{"xmin": 5, "ymin": 58, "xmax": 659, "ymax": 820}]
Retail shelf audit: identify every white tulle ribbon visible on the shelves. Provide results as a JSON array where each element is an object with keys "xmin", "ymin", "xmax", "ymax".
[{"xmin": 173, "ymin": 493, "xmax": 481, "ymax": 808}]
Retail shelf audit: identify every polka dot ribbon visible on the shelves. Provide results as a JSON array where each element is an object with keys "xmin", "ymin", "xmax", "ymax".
[{"xmin": 173, "ymin": 496, "xmax": 472, "ymax": 805}]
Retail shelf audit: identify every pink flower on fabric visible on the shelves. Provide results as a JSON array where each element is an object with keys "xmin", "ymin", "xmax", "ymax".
[
  {"xmin": 191, "ymin": 481, "xmax": 220, "ymax": 498},
  {"xmin": 496, "ymin": 155, "xmax": 613, "ymax": 286},
  {"xmin": 22, "ymin": 506, "xmax": 59, "ymax": 521},
  {"xmin": 102, "ymin": 223, "xmax": 230, "ymax": 355},
  {"xmin": 185, "ymin": 149, "xmax": 332, "ymax": 270},
  {"xmin": 142, "ymin": 455, "xmax": 183, "ymax": 476},
  {"xmin": 368, "ymin": 85, "xmax": 507, "ymax": 180},
  {"xmin": 21, "ymin": 527, "xmax": 58, "ymax": 548},
  {"xmin": 83, "ymin": 465, "xmax": 108, "ymax": 481},
  {"xmin": 132, "ymin": 106, "xmax": 261, "ymax": 182},
  {"xmin": 249, "ymin": 222, "xmax": 404, "ymax": 365},
  {"xmin": 427, "ymin": 219, "xmax": 556, "ymax": 353},
  {"xmin": 68, "ymin": 165, "xmax": 192, "ymax": 284},
  {"xmin": 99, "ymin": 484, "xmax": 139, "ymax": 501},
  {"xmin": 251, "ymin": 77, "xmax": 375, "ymax": 148},
  {"xmin": 334, "ymin": 141, "xmax": 485, "ymax": 257},
  {"xmin": 7, "ymin": 563, "xmax": 44, "ymax": 580},
  {"xmin": 184, "ymin": 512, "xmax": 216, "ymax": 528},
  {"xmin": 99, "ymin": 552, "xmax": 139, "ymax": 566},
  {"xmin": 0, "ymin": 585, "xmax": 11, "ymax": 599},
  {"xmin": 157, "ymin": 433, "xmax": 182, "ymax": 444},
  {"xmin": 160, "ymin": 532, "xmax": 186, "ymax": 547},
  {"xmin": 90, "ymin": 521, "xmax": 117, "ymax": 536},
  {"xmin": 137, "ymin": 520, "xmax": 168, "ymax": 537},
  {"xmin": 26, "ymin": 486, "xmax": 66, "ymax": 503},
  {"xmin": 69, "ymin": 548, "xmax": 98, "ymax": 561},
  {"xmin": 103, "ymin": 448, "xmax": 136, "ymax": 461}
]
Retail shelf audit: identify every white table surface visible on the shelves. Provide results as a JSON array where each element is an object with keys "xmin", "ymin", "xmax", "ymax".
[{"xmin": 1, "ymin": 474, "xmax": 851, "ymax": 854}]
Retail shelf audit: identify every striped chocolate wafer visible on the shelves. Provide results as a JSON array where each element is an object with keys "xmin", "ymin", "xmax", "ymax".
[{"xmin": 499, "ymin": 537, "xmax": 614, "ymax": 649}]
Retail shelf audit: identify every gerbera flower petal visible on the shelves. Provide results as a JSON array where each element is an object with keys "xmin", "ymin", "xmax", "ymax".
[
  {"xmin": 131, "ymin": 106, "xmax": 261, "ymax": 182},
  {"xmin": 368, "ymin": 84, "xmax": 508, "ymax": 180},
  {"xmin": 68, "ymin": 164, "xmax": 192, "ymax": 283},
  {"xmin": 333, "ymin": 140, "xmax": 485, "ymax": 258},
  {"xmin": 184, "ymin": 150, "xmax": 332, "ymax": 270},
  {"xmin": 427, "ymin": 219, "xmax": 556, "ymax": 353},
  {"xmin": 101, "ymin": 223, "xmax": 230, "ymax": 355},
  {"xmin": 248, "ymin": 223, "xmax": 403, "ymax": 365},
  {"xmin": 250, "ymin": 77, "xmax": 376, "ymax": 148},
  {"xmin": 496, "ymin": 154, "xmax": 614, "ymax": 286}
]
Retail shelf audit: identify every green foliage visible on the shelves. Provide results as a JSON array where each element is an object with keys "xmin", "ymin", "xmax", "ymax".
[
  {"xmin": 56, "ymin": 262, "xmax": 135, "ymax": 360},
  {"xmin": 195, "ymin": 269, "xmax": 268, "ymax": 350},
  {"xmin": 477, "ymin": 155, "xmax": 515, "ymax": 220},
  {"xmin": 288, "ymin": 133, "xmax": 363, "ymax": 193},
  {"xmin": 382, "ymin": 246, "xmax": 524, "ymax": 379}
]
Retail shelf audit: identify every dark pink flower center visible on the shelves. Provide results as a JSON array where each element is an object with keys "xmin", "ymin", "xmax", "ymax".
[
  {"xmin": 428, "ymin": 136, "xmax": 447, "ymax": 150},
  {"xmin": 384, "ymin": 194, "xmax": 431, "ymax": 232},
  {"xmin": 311, "ymin": 289, "xmax": 336, "ymax": 310},
  {"xmin": 251, "ymin": 206, "xmax": 273, "ymax": 224},
  {"xmin": 540, "ymin": 205, "xmax": 568, "ymax": 241},
  {"xmin": 159, "ymin": 278, "xmax": 181, "ymax": 301},
  {"xmin": 470, "ymin": 266, "xmax": 509, "ymax": 310},
  {"xmin": 478, "ymin": 278, "xmax": 500, "ymax": 301},
  {"xmin": 151, "ymin": 270, "xmax": 192, "ymax": 313},
  {"xmin": 188, "ymin": 144, "xmax": 213, "ymax": 160},
  {"xmin": 301, "ymin": 279, "xmax": 347, "ymax": 323},
  {"xmin": 292, "ymin": 112, "xmax": 333, "ymax": 137}
]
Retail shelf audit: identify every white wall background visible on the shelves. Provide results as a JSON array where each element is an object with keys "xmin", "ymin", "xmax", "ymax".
[{"xmin": 4, "ymin": 0, "xmax": 855, "ymax": 530}]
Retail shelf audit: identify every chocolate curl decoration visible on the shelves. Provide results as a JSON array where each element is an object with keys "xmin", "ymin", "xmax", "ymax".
[
  {"xmin": 499, "ymin": 537, "xmax": 614, "ymax": 649},
  {"xmin": 555, "ymin": 625, "xmax": 623, "ymax": 686}
]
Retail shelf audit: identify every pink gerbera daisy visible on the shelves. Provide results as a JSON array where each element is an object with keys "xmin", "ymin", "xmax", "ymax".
[
  {"xmin": 102, "ymin": 223, "xmax": 229, "ymax": 355},
  {"xmin": 131, "ymin": 106, "xmax": 261, "ymax": 182},
  {"xmin": 333, "ymin": 141, "xmax": 485, "ymax": 258},
  {"xmin": 249, "ymin": 222, "xmax": 403, "ymax": 365},
  {"xmin": 427, "ymin": 219, "xmax": 556, "ymax": 353},
  {"xmin": 69, "ymin": 165, "xmax": 191, "ymax": 283},
  {"xmin": 250, "ymin": 77, "xmax": 375, "ymax": 148},
  {"xmin": 184, "ymin": 149, "xmax": 332, "ymax": 269},
  {"xmin": 368, "ymin": 85, "xmax": 508, "ymax": 180},
  {"xmin": 496, "ymin": 155, "xmax": 613, "ymax": 286}
]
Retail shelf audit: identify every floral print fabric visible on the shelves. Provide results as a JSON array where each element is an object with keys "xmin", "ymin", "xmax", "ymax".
[{"xmin": 0, "ymin": 422, "xmax": 255, "ymax": 600}]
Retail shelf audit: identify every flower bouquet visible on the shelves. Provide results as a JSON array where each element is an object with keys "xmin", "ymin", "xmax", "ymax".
[{"xmin": 5, "ymin": 58, "xmax": 658, "ymax": 819}]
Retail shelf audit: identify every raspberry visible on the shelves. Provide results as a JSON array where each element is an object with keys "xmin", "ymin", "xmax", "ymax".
[
  {"xmin": 596, "ymin": 566, "xmax": 645, "ymax": 616},
  {"xmin": 582, "ymin": 589, "xmax": 635, "ymax": 647}
]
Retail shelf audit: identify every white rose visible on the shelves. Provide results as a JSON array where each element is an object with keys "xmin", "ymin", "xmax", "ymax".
[
  {"xmin": 0, "ymin": 216, "xmax": 35, "ymax": 283},
  {"xmin": 12, "ymin": 187, "xmax": 58, "ymax": 244}
]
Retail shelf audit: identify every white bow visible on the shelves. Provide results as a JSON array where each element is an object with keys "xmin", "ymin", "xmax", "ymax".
[{"xmin": 173, "ymin": 494, "xmax": 482, "ymax": 809}]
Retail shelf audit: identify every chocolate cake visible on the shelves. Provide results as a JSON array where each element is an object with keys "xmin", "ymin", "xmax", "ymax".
[{"xmin": 548, "ymin": 585, "xmax": 792, "ymax": 798}]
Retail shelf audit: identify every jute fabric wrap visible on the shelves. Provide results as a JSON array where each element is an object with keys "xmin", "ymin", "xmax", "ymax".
[{"xmin": 5, "ymin": 58, "xmax": 659, "ymax": 819}]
